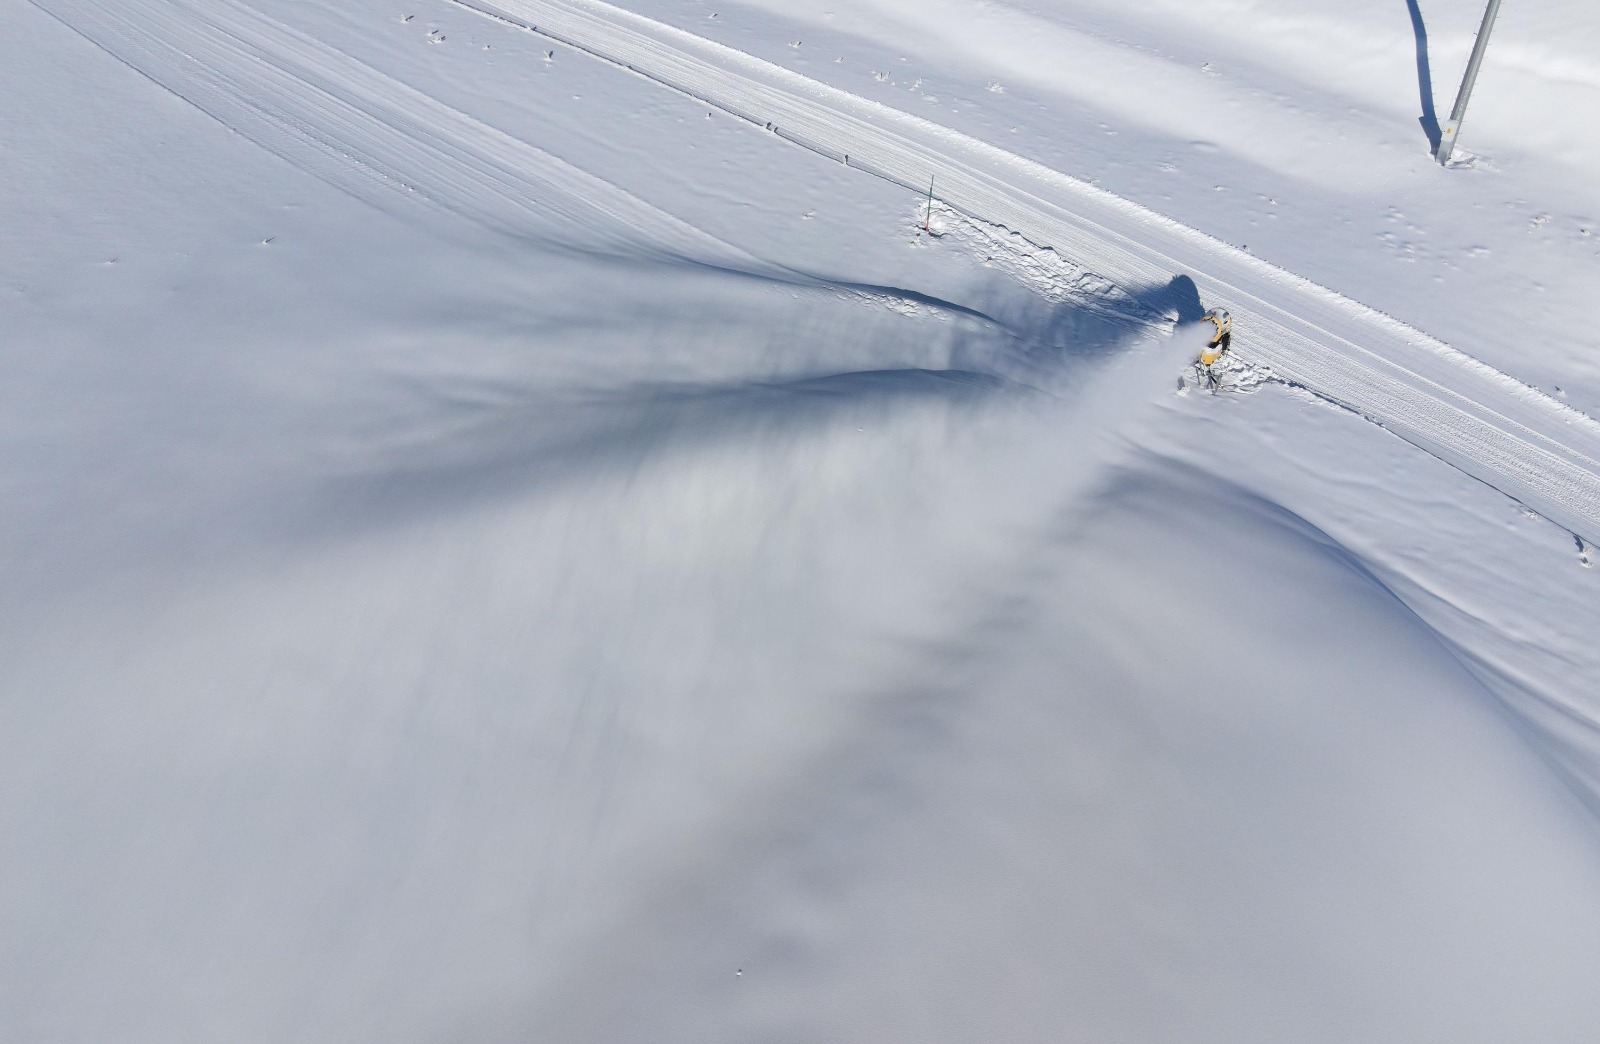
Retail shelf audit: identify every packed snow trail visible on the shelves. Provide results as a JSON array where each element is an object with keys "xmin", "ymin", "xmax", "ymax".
[
  {"xmin": 25, "ymin": 0, "xmax": 778, "ymax": 272},
  {"xmin": 446, "ymin": 0, "xmax": 1600, "ymax": 542},
  {"xmin": 30, "ymin": 0, "xmax": 1600, "ymax": 542}
]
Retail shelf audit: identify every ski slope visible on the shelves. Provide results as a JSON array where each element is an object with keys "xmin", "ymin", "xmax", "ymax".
[
  {"xmin": 10, "ymin": 0, "xmax": 1600, "ymax": 1039},
  {"xmin": 30, "ymin": 0, "xmax": 1600, "ymax": 542},
  {"xmin": 26, "ymin": 0, "xmax": 772, "ymax": 270},
  {"xmin": 453, "ymin": 0, "xmax": 1600, "ymax": 541}
]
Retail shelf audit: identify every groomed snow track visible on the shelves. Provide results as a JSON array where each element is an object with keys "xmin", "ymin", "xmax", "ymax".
[
  {"xmin": 26, "ymin": 0, "xmax": 774, "ymax": 270},
  {"xmin": 456, "ymin": 0, "xmax": 1600, "ymax": 544},
  {"xmin": 31, "ymin": 0, "xmax": 1600, "ymax": 542}
]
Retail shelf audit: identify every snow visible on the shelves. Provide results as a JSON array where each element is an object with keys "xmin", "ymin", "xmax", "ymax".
[
  {"xmin": 4, "ymin": 0, "xmax": 1600, "ymax": 1040},
  {"xmin": 444, "ymin": 0, "xmax": 1600, "ymax": 543},
  {"xmin": 636, "ymin": 0, "xmax": 1600, "ymax": 410}
]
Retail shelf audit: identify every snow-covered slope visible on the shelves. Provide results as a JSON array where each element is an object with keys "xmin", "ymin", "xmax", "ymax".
[
  {"xmin": 628, "ymin": 0, "xmax": 1600, "ymax": 410},
  {"xmin": 5, "ymin": 0, "xmax": 1600, "ymax": 1040},
  {"xmin": 40, "ymin": 0, "xmax": 1600, "ymax": 538}
]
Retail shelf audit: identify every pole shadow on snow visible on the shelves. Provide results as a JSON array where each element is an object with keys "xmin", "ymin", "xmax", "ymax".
[
  {"xmin": 1406, "ymin": 0, "xmax": 1443, "ymax": 153},
  {"xmin": 1137, "ymin": 274, "xmax": 1205, "ymax": 325}
]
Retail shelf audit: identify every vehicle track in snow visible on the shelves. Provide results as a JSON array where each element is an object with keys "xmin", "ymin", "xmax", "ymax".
[
  {"xmin": 29, "ymin": 0, "xmax": 1600, "ymax": 542},
  {"xmin": 448, "ymin": 0, "xmax": 1600, "ymax": 544},
  {"xmin": 26, "ymin": 0, "xmax": 774, "ymax": 271}
]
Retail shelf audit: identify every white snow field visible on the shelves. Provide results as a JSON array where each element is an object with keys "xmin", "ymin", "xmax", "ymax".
[{"xmin": 4, "ymin": 0, "xmax": 1600, "ymax": 1041}]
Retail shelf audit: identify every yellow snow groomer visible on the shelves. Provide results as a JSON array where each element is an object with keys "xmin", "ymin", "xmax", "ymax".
[{"xmin": 1199, "ymin": 308, "xmax": 1233, "ymax": 366}]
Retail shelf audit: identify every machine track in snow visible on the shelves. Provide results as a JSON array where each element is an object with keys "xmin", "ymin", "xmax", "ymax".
[{"xmin": 27, "ymin": 0, "xmax": 771, "ymax": 270}]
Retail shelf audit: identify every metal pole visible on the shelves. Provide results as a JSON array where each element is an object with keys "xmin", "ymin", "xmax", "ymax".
[{"xmin": 1436, "ymin": 0, "xmax": 1503, "ymax": 165}]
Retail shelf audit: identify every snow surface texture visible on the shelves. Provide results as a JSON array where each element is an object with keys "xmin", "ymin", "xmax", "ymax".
[
  {"xmin": 5, "ymin": 0, "xmax": 1600, "ymax": 1041},
  {"xmin": 449, "ymin": 0, "xmax": 1600, "ymax": 541},
  {"xmin": 44, "ymin": 0, "xmax": 1600, "ymax": 536}
]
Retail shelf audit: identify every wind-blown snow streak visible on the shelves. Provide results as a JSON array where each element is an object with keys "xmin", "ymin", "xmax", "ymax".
[
  {"xmin": 445, "ymin": 0, "xmax": 1600, "ymax": 543},
  {"xmin": 25, "ymin": 0, "xmax": 773, "ymax": 271}
]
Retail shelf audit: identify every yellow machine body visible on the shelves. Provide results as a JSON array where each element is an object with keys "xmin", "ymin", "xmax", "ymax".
[{"xmin": 1199, "ymin": 309, "xmax": 1232, "ymax": 367}]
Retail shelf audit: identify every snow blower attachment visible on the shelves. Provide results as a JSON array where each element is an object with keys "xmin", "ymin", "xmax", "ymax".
[
  {"xmin": 1199, "ymin": 308, "xmax": 1232, "ymax": 391},
  {"xmin": 1199, "ymin": 308, "xmax": 1232, "ymax": 365}
]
